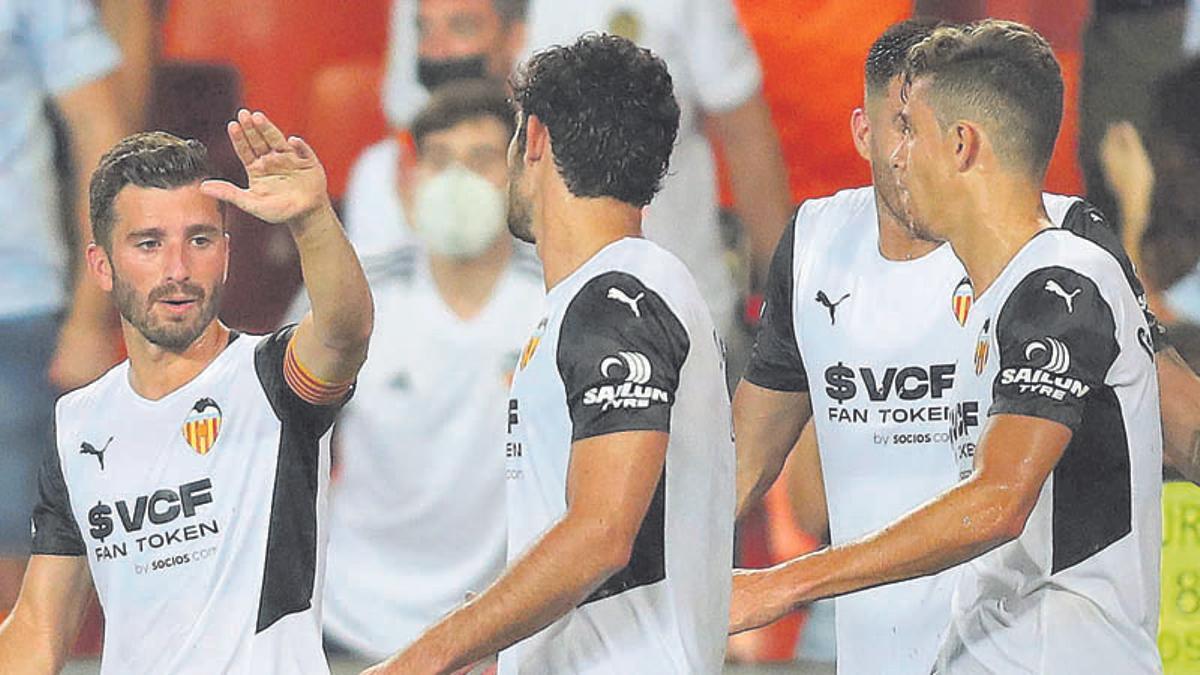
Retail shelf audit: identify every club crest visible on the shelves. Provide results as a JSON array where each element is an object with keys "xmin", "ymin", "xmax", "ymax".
[
  {"xmin": 953, "ymin": 277, "xmax": 973, "ymax": 326},
  {"xmin": 975, "ymin": 318, "xmax": 991, "ymax": 376},
  {"xmin": 182, "ymin": 398, "xmax": 222, "ymax": 456}
]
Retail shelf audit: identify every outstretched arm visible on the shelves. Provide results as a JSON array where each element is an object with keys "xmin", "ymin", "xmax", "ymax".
[
  {"xmin": 365, "ymin": 431, "xmax": 669, "ymax": 675},
  {"xmin": 201, "ymin": 110, "xmax": 373, "ymax": 387},
  {"xmin": 730, "ymin": 415, "xmax": 1070, "ymax": 632}
]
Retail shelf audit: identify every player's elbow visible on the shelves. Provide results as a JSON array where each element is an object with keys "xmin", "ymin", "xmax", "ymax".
[{"xmin": 979, "ymin": 487, "xmax": 1036, "ymax": 546}]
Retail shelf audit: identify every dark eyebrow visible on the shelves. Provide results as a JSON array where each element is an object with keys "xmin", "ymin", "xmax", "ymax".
[
  {"xmin": 186, "ymin": 223, "xmax": 223, "ymax": 237},
  {"xmin": 126, "ymin": 227, "xmax": 166, "ymax": 240}
]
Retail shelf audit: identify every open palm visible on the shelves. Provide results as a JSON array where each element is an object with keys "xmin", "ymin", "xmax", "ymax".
[{"xmin": 200, "ymin": 109, "xmax": 329, "ymax": 224}]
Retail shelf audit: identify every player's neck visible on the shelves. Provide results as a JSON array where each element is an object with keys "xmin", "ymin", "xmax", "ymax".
[
  {"xmin": 877, "ymin": 207, "xmax": 941, "ymax": 261},
  {"xmin": 124, "ymin": 320, "xmax": 231, "ymax": 401},
  {"xmin": 427, "ymin": 238, "xmax": 513, "ymax": 320},
  {"xmin": 950, "ymin": 181, "xmax": 1051, "ymax": 298},
  {"xmin": 536, "ymin": 193, "xmax": 642, "ymax": 290}
]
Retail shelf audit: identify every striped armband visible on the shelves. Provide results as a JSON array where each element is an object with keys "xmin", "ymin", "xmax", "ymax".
[{"xmin": 283, "ymin": 337, "xmax": 353, "ymax": 405}]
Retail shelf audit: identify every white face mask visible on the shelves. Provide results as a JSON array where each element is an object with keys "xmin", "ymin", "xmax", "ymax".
[{"xmin": 412, "ymin": 164, "xmax": 506, "ymax": 259}]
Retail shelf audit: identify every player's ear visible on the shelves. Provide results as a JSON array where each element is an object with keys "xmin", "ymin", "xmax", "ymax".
[
  {"xmin": 952, "ymin": 121, "xmax": 982, "ymax": 173},
  {"xmin": 524, "ymin": 114, "xmax": 548, "ymax": 165},
  {"xmin": 87, "ymin": 241, "xmax": 114, "ymax": 293},
  {"xmin": 850, "ymin": 108, "xmax": 871, "ymax": 162}
]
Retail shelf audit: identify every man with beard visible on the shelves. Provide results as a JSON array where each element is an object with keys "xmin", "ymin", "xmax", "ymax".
[
  {"xmin": 732, "ymin": 21, "xmax": 1163, "ymax": 672},
  {"xmin": 0, "ymin": 111, "xmax": 372, "ymax": 674},
  {"xmin": 366, "ymin": 33, "xmax": 734, "ymax": 675}
]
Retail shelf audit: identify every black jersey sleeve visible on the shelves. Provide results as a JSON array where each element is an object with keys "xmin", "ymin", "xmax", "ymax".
[
  {"xmin": 989, "ymin": 266, "xmax": 1120, "ymax": 430},
  {"xmin": 253, "ymin": 324, "xmax": 353, "ymax": 437},
  {"xmin": 30, "ymin": 435, "xmax": 86, "ymax": 556},
  {"xmin": 557, "ymin": 272, "xmax": 691, "ymax": 442},
  {"xmin": 744, "ymin": 210, "xmax": 809, "ymax": 392},
  {"xmin": 1060, "ymin": 199, "xmax": 1169, "ymax": 351}
]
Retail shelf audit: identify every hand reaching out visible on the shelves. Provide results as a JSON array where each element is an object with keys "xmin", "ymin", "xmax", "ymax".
[{"xmin": 200, "ymin": 109, "xmax": 330, "ymax": 224}]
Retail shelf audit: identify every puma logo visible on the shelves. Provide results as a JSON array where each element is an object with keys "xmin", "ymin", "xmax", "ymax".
[
  {"xmin": 80, "ymin": 437, "xmax": 114, "ymax": 471},
  {"xmin": 1044, "ymin": 279, "xmax": 1082, "ymax": 313},
  {"xmin": 815, "ymin": 291, "xmax": 850, "ymax": 325},
  {"xmin": 607, "ymin": 287, "xmax": 645, "ymax": 318}
]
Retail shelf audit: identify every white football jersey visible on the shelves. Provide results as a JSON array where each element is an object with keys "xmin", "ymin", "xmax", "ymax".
[
  {"xmin": 503, "ymin": 237, "xmax": 734, "ymax": 674},
  {"xmin": 744, "ymin": 187, "xmax": 1163, "ymax": 674},
  {"xmin": 941, "ymin": 216, "xmax": 1162, "ymax": 673},
  {"xmin": 322, "ymin": 247, "xmax": 545, "ymax": 659},
  {"xmin": 32, "ymin": 327, "xmax": 344, "ymax": 674},
  {"xmin": 519, "ymin": 0, "xmax": 764, "ymax": 336}
]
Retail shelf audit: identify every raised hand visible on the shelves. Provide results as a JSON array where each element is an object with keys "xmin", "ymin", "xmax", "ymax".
[{"xmin": 200, "ymin": 109, "xmax": 330, "ymax": 224}]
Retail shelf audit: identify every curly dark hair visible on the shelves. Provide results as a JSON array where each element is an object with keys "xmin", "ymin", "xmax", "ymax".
[
  {"xmin": 90, "ymin": 132, "xmax": 216, "ymax": 251},
  {"xmin": 865, "ymin": 19, "xmax": 943, "ymax": 98},
  {"xmin": 510, "ymin": 32, "xmax": 680, "ymax": 207},
  {"xmin": 904, "ymin": 20, "xmax": 1063, "ymax": 176}
]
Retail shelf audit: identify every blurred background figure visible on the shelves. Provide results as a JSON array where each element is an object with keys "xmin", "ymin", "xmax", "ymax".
[
  {"xmin": 1101, "ymin": 57, "xmax": 1200, "ymax": 327},
  {"xmin": 319, "ymin": 81, "xmax": 544, "ymax": 663},
  {"xmin": 345, "ymin": 0, "xmax": 527, "ymax": 262},
  {"xmin": 0, "ymin": 0, "xmax": 128, "ymax": 615}
]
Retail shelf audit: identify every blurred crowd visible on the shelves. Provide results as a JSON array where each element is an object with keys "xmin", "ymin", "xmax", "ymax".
[{"xmin": 3, "ymin": 0, "xmax": 1200, "ymax": 668}]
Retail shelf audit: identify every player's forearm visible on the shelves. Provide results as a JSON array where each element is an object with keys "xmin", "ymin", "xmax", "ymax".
[
  {"xmin": 733, "ymin": 381, "xmax": 809, "ymax": 518},
  {"xmin": 0, "ymin": 609, "xmax": 73, "ymax": 674},
  {"xmin": 767, "ymin": 476, "xmax": 1020, "ymax": 611},
  {"xmin": 394, "ymin": 515, "xmax": 632, "ymax": 674},
  {"xmin": 289, "ymin": 204, "xmax": 373, "ymax": 357},
  {"xmin": 710, "ymin": 94, "xmax": 792, "ymax": 287}
]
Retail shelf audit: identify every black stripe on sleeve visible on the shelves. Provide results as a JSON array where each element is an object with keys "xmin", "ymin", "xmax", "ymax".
[
  {"xmin": 744, "ymin": 210, "xmax": 808, "ymax": 391},
  {"xmin": 30, "ymin": 431, "xmax": 85, "ymax": 556},
  {"xmin": 252, "ymin": 326, "xmax": 349, "ymax": 632}
]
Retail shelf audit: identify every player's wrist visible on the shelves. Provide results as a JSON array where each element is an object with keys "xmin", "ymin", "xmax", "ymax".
[{"xmin": 286, "ymin": 198, "xmax": 337, "ymax": 239}]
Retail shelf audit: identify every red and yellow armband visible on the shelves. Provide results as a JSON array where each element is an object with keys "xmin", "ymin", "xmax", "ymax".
[{"xmin": 283, "ymin": 337, "xmax": 353, "ymax": 405}]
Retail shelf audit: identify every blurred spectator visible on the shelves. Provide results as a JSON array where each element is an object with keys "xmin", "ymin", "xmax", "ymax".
[
  {"xmin": 518, "ymin": 0, "xmax": 792, "ymax": 341},
  {"xmin": 345, "ymin": 0, "xmax": 527, "ymax": 262},
  {"xmin": 320, "ymin": 81, "xmax": 544, "ymax": 661},
  {"xmin": 0, "ymin": 0, "xmax": 126, "ymax": 608},
  {"xmin": 1079, "ymin": 0, "xmax": 1190, "ymax": 230},
  {"xmin": 1102, "ymin": 57, "xmax": 1200, "ymax": 324}
]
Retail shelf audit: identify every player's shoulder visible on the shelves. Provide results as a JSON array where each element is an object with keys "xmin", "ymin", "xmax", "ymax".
[
  {"xmin": 794, "ymin": 186, "xmax": 876, "ymax": 233},
  {"xmin": 1042, "ymin": 192, "xmax": 1084, "ymax": 226},
  {"xmin": 54, "ymin": 360, "xmax": 130, "ymax": 419}
]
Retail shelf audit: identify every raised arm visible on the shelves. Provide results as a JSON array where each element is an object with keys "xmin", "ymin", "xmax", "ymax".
[
  {"xmin": 201, "ymin": 110, "xmax": 373, "ymax": 386},
  {"xmin": 0, "ymin": 556, "xmax": 93, "ymax": 674}
]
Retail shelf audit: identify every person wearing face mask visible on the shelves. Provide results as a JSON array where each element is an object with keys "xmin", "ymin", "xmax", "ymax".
[
  {"xmin": 341, "ymin": 0, "xmax": 526, "ymax": 262},
  {"xmin": 319, "ymin": 81, "xmax": 544, "ymax": 663}
]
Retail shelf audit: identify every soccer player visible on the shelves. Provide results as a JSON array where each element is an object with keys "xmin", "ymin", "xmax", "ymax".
[
  {"xmin": 0, "ymin": 111, "xmax": 372, "ymax": 673},
  {"xmin": 735, "ymin": 19, "xmax": 1200, "ymax": 673},
  {"xmin": 732, "ymin": 20, "xmax": 1163, "ymax": 673},
  {"xmin": 320, "ymin": 81, "xmax": 544, "ymax": 660},
  {"xmin": 366, "ymin": 34, "xmax": 734, "ymax": 674}
]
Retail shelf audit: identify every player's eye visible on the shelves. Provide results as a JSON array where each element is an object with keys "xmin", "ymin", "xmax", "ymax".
[
  {"xmin": 191, "ymin": 235, "xmax": 213, "ymax": 247},
  {"xmin": 136, "ymin": 239, "xmax": 160, "ymax": 250}
]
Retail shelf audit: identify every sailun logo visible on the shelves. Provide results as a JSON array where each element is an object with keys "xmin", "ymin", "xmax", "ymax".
[
  {"xmin": 584, "ymin": 351, "xmax": 669, "ymax": 411},
  {"xmin": 1024, "ymin": 337, "xmax": 1071, "ymax": 375}
]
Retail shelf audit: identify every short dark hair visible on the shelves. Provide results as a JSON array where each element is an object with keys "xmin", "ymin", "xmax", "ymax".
[
  {"xmin": 411, "ymin": 79, "xmax": 517, "ymax": 151},
  {"xmin": 904, "ymin": 19, "xmax": 1063, "ymax": 176},
  {"xmin": 865, "ymin": 19, "xmax": 943, "ymax": 98},
  {"xmin": 510, "ymin": 32, "xmax": 680, "ymax": 207},
  {"xmin": 89, "ymin": 132, "xmax": 215, "ymax": 250}
]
